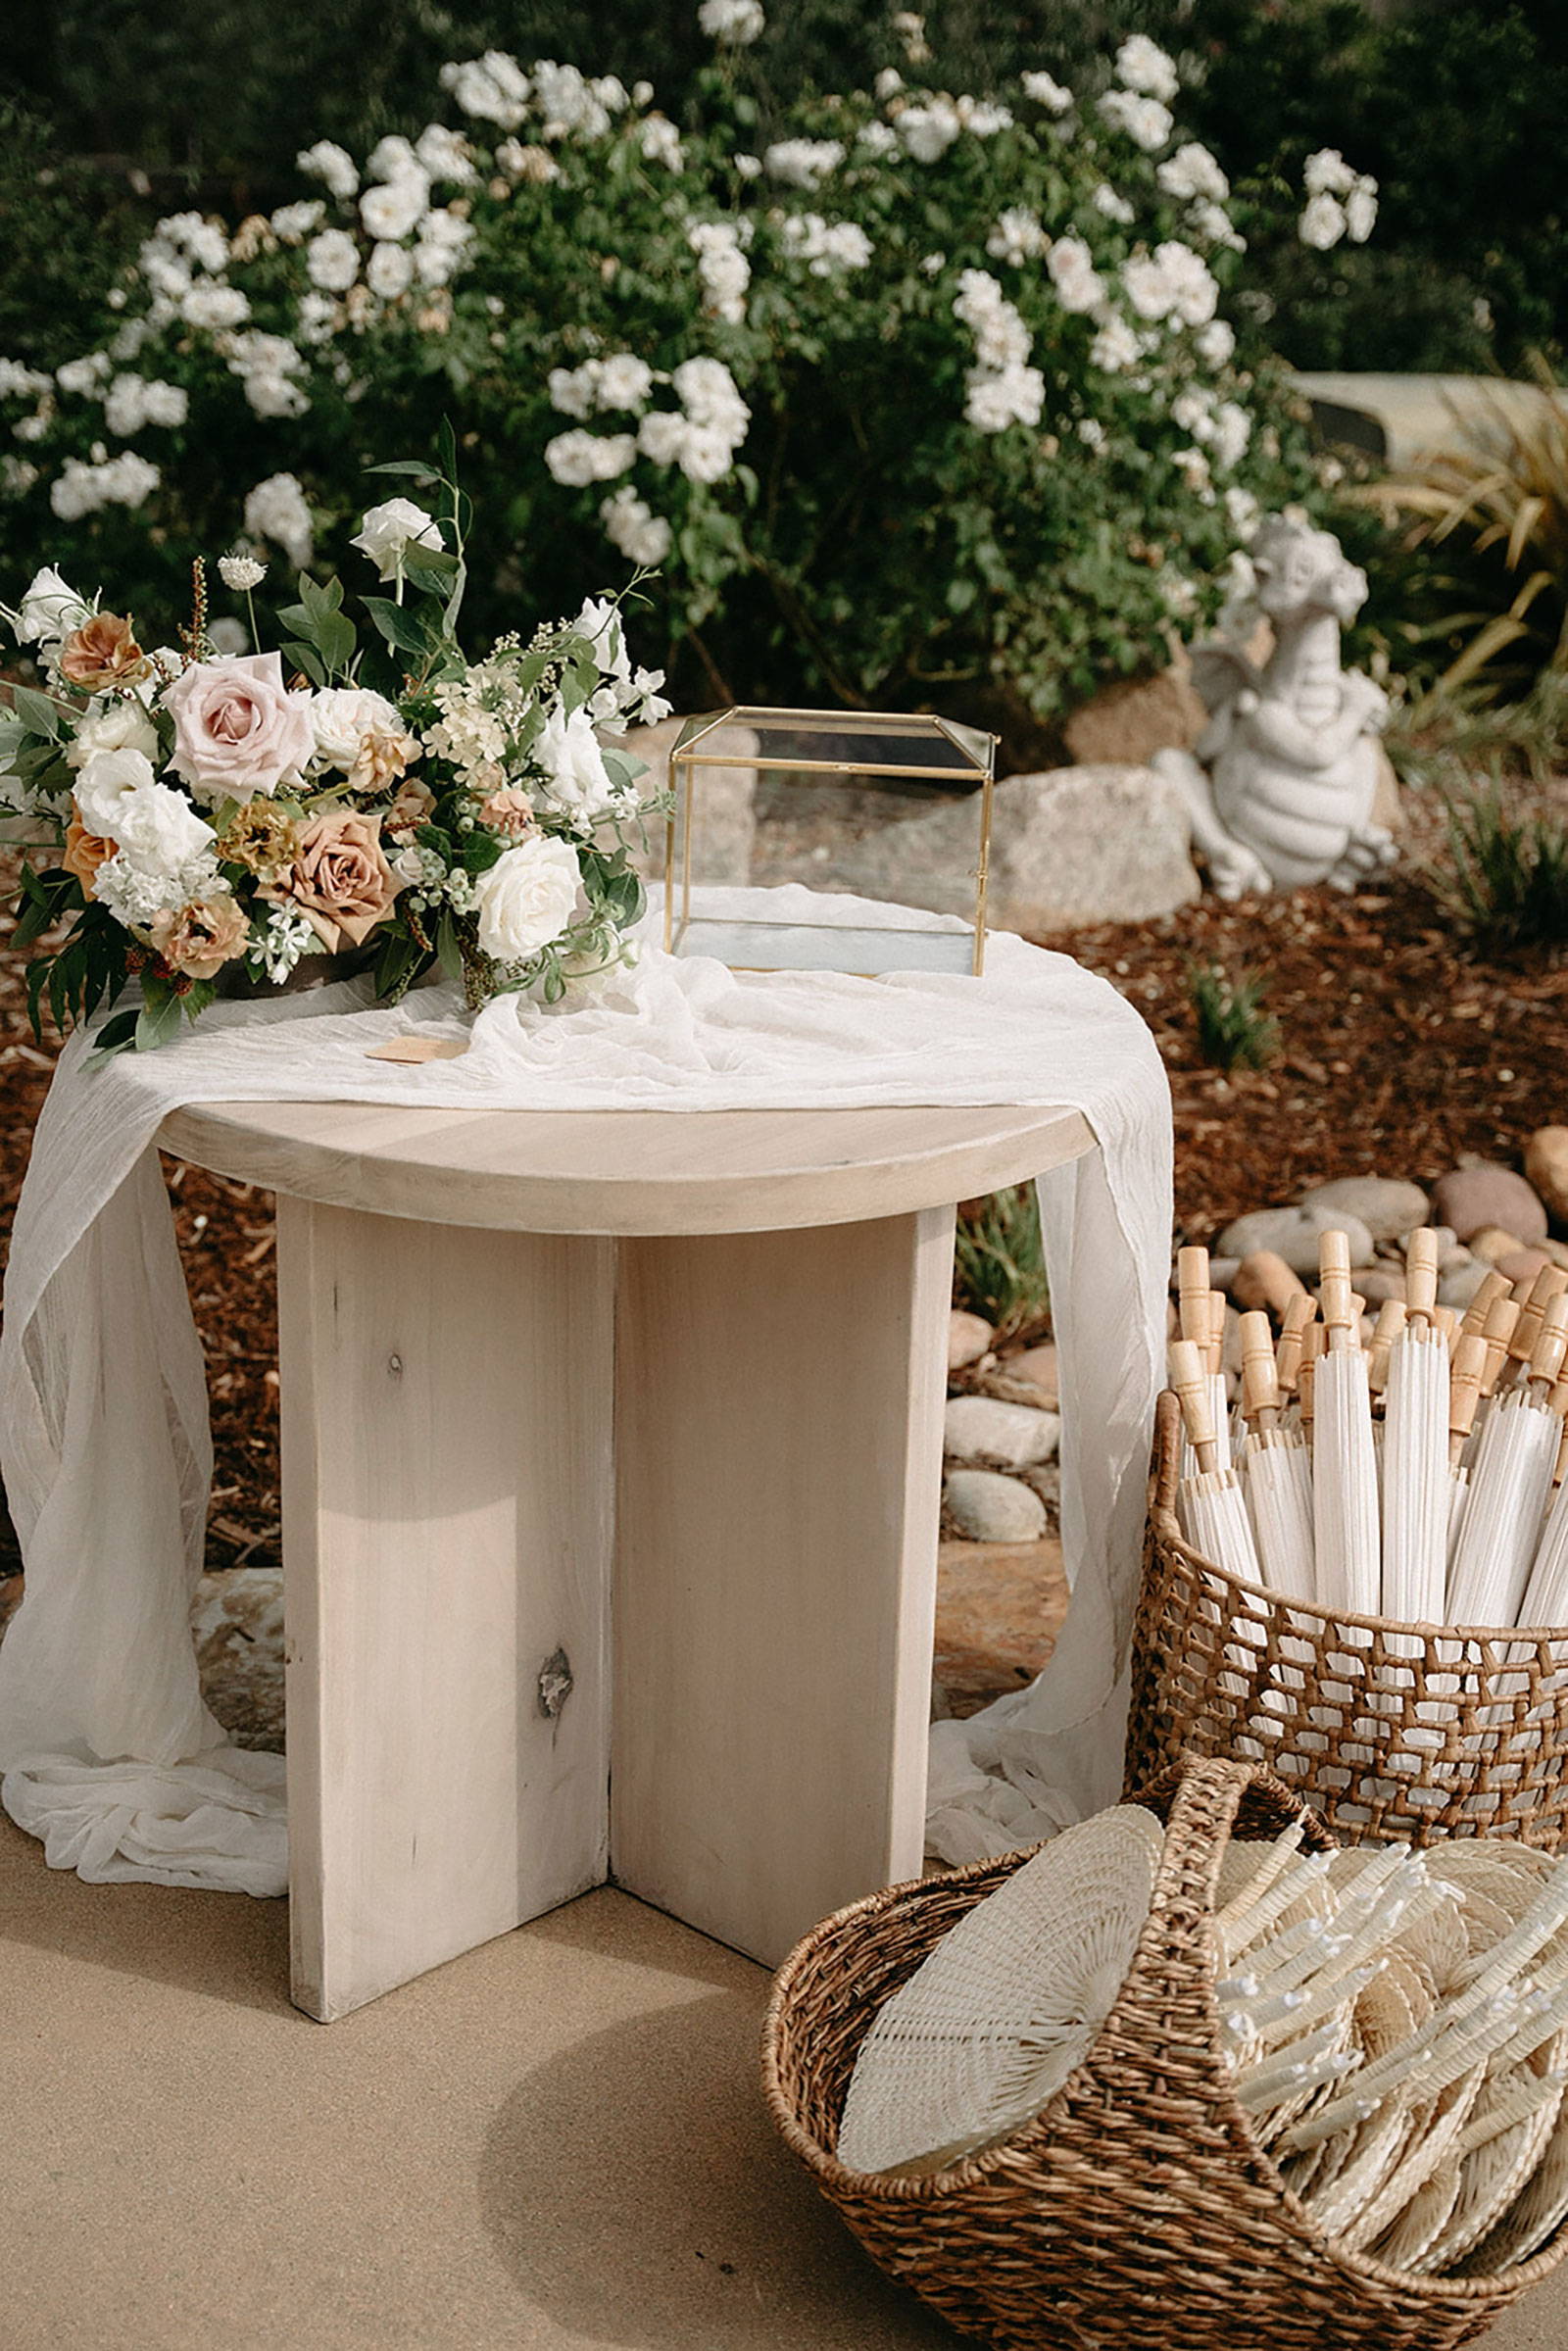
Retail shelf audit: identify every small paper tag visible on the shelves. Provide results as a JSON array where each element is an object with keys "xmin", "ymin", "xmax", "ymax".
[{"xmin": 364, "ymin": 1035, "xmax": 469, "ymax": 1064}]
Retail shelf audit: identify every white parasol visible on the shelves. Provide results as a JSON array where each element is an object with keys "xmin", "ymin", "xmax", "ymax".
[
  {"xmin": 1170, "ymin": 1339, "xmax": 1264, "ymax": 1585},
  {"xmin": 1381, "ymin": 1233, "xmax": 1450, "ymax": 1628},
  {"xmin": 1446, "ymin": 1298, "xmax": 1568, "ymax": 1628},
  {"xmin": 1311, "ymin": 1231, "xmax": 1381, "ymax": 1617},
  {"xmin": 1176, "ymin": 1247, "xmax": 1231, "ymax": 1476},
  {"xmin": 1238, "ymin": 1311, "xmax": 1316, "ymax": 1603}
]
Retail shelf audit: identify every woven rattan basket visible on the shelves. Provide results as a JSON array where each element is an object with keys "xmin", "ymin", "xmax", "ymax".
[
  {"xmin": 1126, "ymin": 1391, "xmax": 1568, "ymax": 1847},
  {"xmin": 762, "ymin": 1756, "xmax": 1568, "ymax": 2351}
]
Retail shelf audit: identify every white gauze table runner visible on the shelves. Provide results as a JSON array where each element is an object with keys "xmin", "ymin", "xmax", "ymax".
[{"xmin": 0, "ymin": 885, "xmax": 1171, "ymax": 1895}]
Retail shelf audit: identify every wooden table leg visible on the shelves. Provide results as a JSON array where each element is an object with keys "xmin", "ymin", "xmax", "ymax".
[
  {"xmin": 612, "ymin": 1205, "xmax": 954, "ymax": 1967},
  {"xmin": 277, "ymin": 1196, "xmax": 615, "ymax": 2020}
]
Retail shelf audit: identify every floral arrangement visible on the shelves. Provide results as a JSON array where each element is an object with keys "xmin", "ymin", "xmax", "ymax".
[
  {"xmin": 0, "ymin": 11, "xmax": 1373, "ymax": 737},
  {"xmin": 0, "ymin": 446, "xmax": 668, "ymax": 1051}
]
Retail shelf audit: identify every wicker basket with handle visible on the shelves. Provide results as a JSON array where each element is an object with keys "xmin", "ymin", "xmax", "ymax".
[
  {"xmin": 762, "ymin": 1754, "xmax": 1568, "ymax": 2350},
  {"xmin": 1126, "ymin": 1390, "xmax": 1568, "ymax": 1848}
]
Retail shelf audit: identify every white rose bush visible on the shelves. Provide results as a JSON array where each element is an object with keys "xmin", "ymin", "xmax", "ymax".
[
  {"xmin": 0, "ymin": 441, "xmax": 669, "ymax": 1051},
  {"xmin": 0, "ymin": 19, "xmax": 1369, "ymax": 734}
]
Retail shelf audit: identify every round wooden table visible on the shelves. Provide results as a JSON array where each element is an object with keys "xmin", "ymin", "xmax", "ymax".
[{"xmin": 161, "ymin": 1097, "xmax": 1093, "ymax": 2020}]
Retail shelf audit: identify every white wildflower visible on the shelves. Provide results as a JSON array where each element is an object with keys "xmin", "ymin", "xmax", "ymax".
[
  {"xmin": 439, "ymin": 52, "xmax": 531, "ymax": 130},
  {"xmin": 965, "ymin": 364, "xmax": 1044, "ymax": 433},
  {"xmin": 1157, "ymin": 143, "xmax": 1229, "ymax": 204},
  {"xmin": 1090, "ymin": 313, "xmax": 1141, "ymax": 372},
  {"xmin": 699, "ymin": 0, "xmax": 765, "ymax": 44},
  {"xmin": 1298, "ymin": 192, "xmax": 1346, "ymax": 251},
  {"xmin": 1093, "ymin": 183, "xmax": 1136, "ymax": 226},
  {"xmin": 1021, "ymin": 71, "xmax": 1072, "ymax": 114},
  {"xmin": 544, "ymin": 429, "xmax": 638, "ymax": 487},
  {"xmin": 986, "ymin": 208, "xmax": 1048, "ymax": 267},
  {"xmin": 49, "ymin": 451, "xmax": 160, "ymax": 520},
  {"xmin": 1346, "ymin": 179, "xmax": 1378, "ymax": 243},
  {"xmin": 360, "ymin": 178, "xmax": 429, "ymax": 243},
  {"xmin": 1194, "ymin": 318, "xmax": 1236, "ymax": 367},
  {"xmin": 639, "ymin": 116, "xmax": 684, "ymax": 169},
  {"xmin": 219, "ymin": 554, "xmax": 267, "ymax": 591},
  {"xmin": 898, "ymin": 101, "xmax": 962, "ymax": 164},
  {"xmin": 415, "ymin": 122, "xmax": 477, "ymax": 183},
  {"xmin": 244, "ymin": 472, "xmax": 315, "ymax": 569},
  {"xmin": 689, "ymin": 220, "xmax": 752, "ymax": 321},
  {"xmin": 56, "ymin": 352, "xmax": 112, "ymax": 398},
  {"xmin": 368, "ymin": 242, "xmax": 416, "ymax": 301},
  {"xmin": 306, "ymin": 228, "xmax": 361, "ymax": 292},
  {"xmin": 1115, "ymin": 33, "xmax": 1179, "ymax": 103},
  {"xmin": 270, "ymin": 200, "xmax": 324, "ymax": 244},
  {"xmin": 1046, "ymin": 235, "xmax": 1104, "ymax": 316},
  {"xmin": 601, "ymin": 484, "xmax": 672, "ymax": 567},
  {"xmin": 779, "ymin": 214, "xmax": 873, "ymax": 273},
  {"xmin": 763, "ymin": 137, "xmax": 843, "ymax": 187},
  {"xmin": 1099, "ymin": 89, "xmax": 1172, "ymax": 152},
  {"xmin": 1303, "ymin": 148, "xmax": 1357, "ymax": 197},
  {"xmin": 297, "ymin": 140, "xmax": 360, "ymax": 199},
  {"xmin": 179, "ymin": 282, "xmax": 251, "ymax": 331},
  {"xmin": 1122, "ymin": 240, "xmax": 1219, "ymax": 327}
]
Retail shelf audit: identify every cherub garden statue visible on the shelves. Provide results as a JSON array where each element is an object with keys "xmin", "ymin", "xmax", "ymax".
[{"xmin": 1153, "ymin": 511, "xmax": 1396, "ymax": 900}]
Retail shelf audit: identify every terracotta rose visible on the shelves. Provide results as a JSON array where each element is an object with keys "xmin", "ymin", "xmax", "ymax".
[
  {"xmin": 62, "ymin": 811, "xmax": 116, "ymax": 895},
  {"xmin": 58, "ymin": 612, "xmax": 149, "ymax": 690},
  {"xmin": 270, "ymin": 810, "xmax": 402, "ymax": 950}
]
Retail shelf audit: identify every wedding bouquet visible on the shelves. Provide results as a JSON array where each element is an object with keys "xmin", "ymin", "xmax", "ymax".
[{"xmin": 0, "ymin": 445, "xmax": 669, "ymax": 1052}]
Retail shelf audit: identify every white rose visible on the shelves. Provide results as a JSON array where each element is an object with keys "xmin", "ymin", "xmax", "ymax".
[
  {"xmin": 368, "ymin": 241, "xmax": 415, "ymax": 301},
  {"xmin": 12, "ymin": 564, "xmax": 90, "ymax": 648},
  {"xmin": 66, "ymin": 696, "xmax": 160, "ymax": 769},
  {"xmin": 310, "ymin": 685, "xmax": 404, "ymax": 768},
  {"xmin": 350, "ymin": 497, "xmax": 443, "ymax": 580},
  {"xmin": 532, "ymin": 702, "xmax": 616, "ymax": 817},
  {"xmin": 108, "ymin": 782, "xmax": 217, "ymax": 874},
  {"xmin": 305, "ymin": 228, "xmax": 361, "ymax": 293},
  {"xmin": 360, "ymin": 178, "xmax": 430, "ymax": 242},
  {"xmin": 73, "ymin": 745, "xmax": 159, "ymax": 831},
  {"xmin": 472, "ymin": 833, "xmax": 582, "ymax": 961}
]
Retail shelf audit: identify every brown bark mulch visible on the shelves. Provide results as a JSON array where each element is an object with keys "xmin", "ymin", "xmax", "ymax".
[{"xmin": 0, "ymin": 858, "xmax": 1564, "ymax": 1583}]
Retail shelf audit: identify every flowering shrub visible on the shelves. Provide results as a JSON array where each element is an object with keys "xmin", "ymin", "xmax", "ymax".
[
  {"xmin": 0, "ymin": 450, "xmax": 668, "ymax": 1050},
  {"xmin": 0, "ymin": 20, "xmax": 1362, "ymax": 737}
]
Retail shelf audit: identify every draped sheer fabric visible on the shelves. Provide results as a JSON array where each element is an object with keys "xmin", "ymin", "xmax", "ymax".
[{"xmin": 0, "ymin": 887, "xmax": 1171, "ymax": 1893}]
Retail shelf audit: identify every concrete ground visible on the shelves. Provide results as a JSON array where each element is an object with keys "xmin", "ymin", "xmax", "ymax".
[{"xmin": 4, "ymin": 1812, "xmax": 1568, "ymax": 2351}]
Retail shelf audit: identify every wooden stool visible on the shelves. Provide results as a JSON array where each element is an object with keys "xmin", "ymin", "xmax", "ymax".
[{"xmin": 160, "ymin": 1098, "xmax": 1092, "ymax": 2019}]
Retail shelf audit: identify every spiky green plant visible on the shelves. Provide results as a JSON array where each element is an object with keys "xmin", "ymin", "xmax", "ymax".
[
  {"xmin": 1186, "ymin": 959, "xmax": 1282, "ymax": 1073},
  {"xmin": 954, "ymin": 1186, "xmax": 1050, "ymax": 1344},
  {"xmin": 1437, "ymin": 785, "xmax": 1568, "ymax": 953}
]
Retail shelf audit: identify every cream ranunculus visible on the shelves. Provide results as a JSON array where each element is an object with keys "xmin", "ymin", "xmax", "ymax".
[
  {"xmin": 310, "ymin": 684, "xmax": 404, "ymax": 769},
  {"xmin": 472, "ymin": 833, "xmax": 581, "ymax": 962},
  {"xmin": 350, "ymin": 497, "xmax": 443, "ymax": 580},
  {"xmin": 531, "ymin": 701, "xmax": 617, "ymax": 819},
  {"xmin": 65, "ymin": 695, "xmax": 160, "ymax": 769},
  {"xmin": 162, "ymin": 650, "xmax": 317, "ymax": 802}
]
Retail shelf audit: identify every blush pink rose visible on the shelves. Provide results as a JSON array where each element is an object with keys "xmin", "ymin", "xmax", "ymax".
[{"xmin": 162, "ymin": 651, "xmax": 317, "ymax": 803}]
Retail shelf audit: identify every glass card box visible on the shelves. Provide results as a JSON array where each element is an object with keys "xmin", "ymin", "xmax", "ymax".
[{"xmin": 664, "ymin": 707, "xmax": 996, "ymax": 978}]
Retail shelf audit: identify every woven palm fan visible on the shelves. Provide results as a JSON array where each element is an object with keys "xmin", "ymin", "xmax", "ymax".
[
  {"xmin": 1237, "ymin": 1312, "xmax": 1316, "ymax": 1601},
  {"xmin": 1169, "ymin": 1339, "xmax": 1264, "ymax": 1584},
  {"xmin": 1382, "ymin": 1233, "xmax": 1450, "ymax": 1626},
  {"xmin": 1464, "ymin": 2091, "xmax": 1568, "ymax": 2272},
  {"xmin": 1312, "ymin": 1231, "xmax": 1381, "ymax": 1616},
  {"xmin": 834, "ymin": 1806, "xmax": 1167, "ymax": 2176},
  {"xmin": 1414, "ymin": 2074, "xmax": 1568, "ymax": 2275},
  {"xmin": 1446, "ymin": 1298, "xmax": 1568, "ymax": 1628}
]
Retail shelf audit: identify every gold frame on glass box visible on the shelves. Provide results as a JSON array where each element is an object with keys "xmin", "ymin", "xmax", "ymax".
[{"xmin": 664, "ymin": 706, "xmax": 996, "ymax": 980}]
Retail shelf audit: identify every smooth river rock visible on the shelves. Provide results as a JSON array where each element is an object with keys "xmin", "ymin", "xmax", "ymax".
[
  {"xmin": 1215, "ymin": 1204, "xmax": 1375, "ymax": 1278},
  {"xmin": 944, "ymin": 1468, "xmax": 1050, "ymax": 1543},
  {"xmin": 1431, "ymin": 1164, "xmax": 1547, "ymax": 1249},
  {"xmin": 826, "ymin": 763, "xmax": 1201, "ymax": 931},
  {"xmin": 944, "ymin": 1394, "xmax": 1060, "ymax": 1470},
  {"xmin": 1298, "ymin": 1176, "xmax": 1430, "ymax": 1245},
  {"xmin": 1525, "ymin": 1127, "xmax": 1568, "ymax": 1224}
]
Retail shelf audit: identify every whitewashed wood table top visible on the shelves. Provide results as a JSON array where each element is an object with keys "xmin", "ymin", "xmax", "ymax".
[{"xmin": 158, "ymin": 1097, "xmax": 1094, "ymax": 1236}]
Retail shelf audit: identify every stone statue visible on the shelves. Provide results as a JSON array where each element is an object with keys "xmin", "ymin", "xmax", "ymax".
[{"xmin": 1153, "ymin": 512, "xmax": 1396, "ymax": 900}]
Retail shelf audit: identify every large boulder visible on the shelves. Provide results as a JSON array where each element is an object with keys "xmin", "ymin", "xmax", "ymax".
[
  {"xmin": 618, "ymin": 713, "xmax": 757, "ymax": 887},
  {"xmin": 826, "ymin": 763, "xmax": 1201, "ymax": 932}
]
